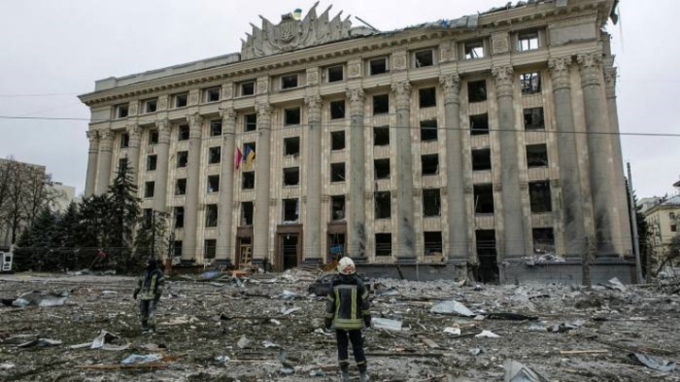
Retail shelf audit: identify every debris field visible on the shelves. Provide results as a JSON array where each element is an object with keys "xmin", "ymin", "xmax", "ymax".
[{"xmin": 1, "ymin": 270, "xmax": 679, "ymax": 381}]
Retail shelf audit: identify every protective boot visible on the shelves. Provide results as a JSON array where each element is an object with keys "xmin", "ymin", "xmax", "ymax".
[
  {"xmin": 359, "ymin": 370, "xmax": 369, "ymax": 382},
  {"xmin": 341, "ymin": 367, "xmax": 349, "ymax": 382}
]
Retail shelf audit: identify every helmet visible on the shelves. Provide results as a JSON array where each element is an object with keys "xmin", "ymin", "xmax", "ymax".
[{"xmin": 337, "ymin": 257, "xmax": 356, "ymax": 275}]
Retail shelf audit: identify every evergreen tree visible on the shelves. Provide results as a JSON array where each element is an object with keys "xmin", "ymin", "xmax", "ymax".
[
  {"xmin": 106, "ymin": 166, "xmax": 141, "ymax": 270},
  {"xmin": 55, "ymin": 201, "xmax": 80, "ymax": 270},
  {"xmin": 135, "ymin": 210, "xmax": 169, "ymax": 261}
]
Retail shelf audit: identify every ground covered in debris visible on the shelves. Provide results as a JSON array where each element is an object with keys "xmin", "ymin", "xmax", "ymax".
[{"xmin": 1, "ymin": 270, "xmax": 679, "ymax": 382}]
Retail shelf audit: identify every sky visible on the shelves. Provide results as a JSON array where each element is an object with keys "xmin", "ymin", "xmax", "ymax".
[{"xmin": 0, "ymin": 0, "xmax": 678, "ymax": 198}]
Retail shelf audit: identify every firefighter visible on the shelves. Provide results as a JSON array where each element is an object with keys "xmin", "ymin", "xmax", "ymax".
[
  {"xmin": 133, "ymin": 258, "xmax": 165, "ymax": 333},
  {"xmin": 325, "ymin": 256, "xmax": 371, "ymax": 382}
]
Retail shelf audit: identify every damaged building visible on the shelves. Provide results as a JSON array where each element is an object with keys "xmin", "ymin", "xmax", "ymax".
[{"xmin": 78, "ymin": 0, "xmax": 634, "ymax": 283}]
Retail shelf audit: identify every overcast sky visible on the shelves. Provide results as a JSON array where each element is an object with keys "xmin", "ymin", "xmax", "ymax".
[{"xmin": 0, "ymin": 0, "xmax": 678, "ymax": 198}]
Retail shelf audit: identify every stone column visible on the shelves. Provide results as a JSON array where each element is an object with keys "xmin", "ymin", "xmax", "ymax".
[
  {"xmin": 578, "ymin": 53, "xmax": 616, "ymax": 257},
  {"xmin": 605, "ymin": 65, "xmax": 633, "ymax": 255},
  {"xmin": 216, "ymin": 108, "xmax": 237, "ymax": 266},
  {"xmin": 549, "ymin": 57, "xmax": 586, "ymax": 258},
  {"xmin": 253, "ymin": 103, "xmax": 272, "ymax": 264},
  {"xmin": 303, "ymin": 95, "xmax": 323, "ymax": 264},
  {"xmin": 347, "ymin": 88, "xmax": 367, "ymax": 259},
  {"xmin": 392, "ymin": 81, "xmax": 416, "ymax": 261},
  {"xmin": 492, "ymin": 66, "xmax": 526, "ymax": 259},
  {"xmin": 126, "ymin": 124, "xmax": 142, "ymax": 186},
  {"xmin": 95, "ymin": 129, "xmax": 114, "ymax": 195},
  {"xmin": 182, "ymin": 112, "xmax": 203, "ymax": 263},
  {"xmin": 153, "ymin": 119, "xmax": 171, "ymax": 213},
  {"xmin": 84, "ymin": 130, "xmax": 99, "ymax": 198},
  {"xmin": 440, "ymin": 74, "xmax": 469, "ymax": 264}
]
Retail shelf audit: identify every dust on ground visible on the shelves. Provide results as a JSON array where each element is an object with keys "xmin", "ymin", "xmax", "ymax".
[{"xmin": 1, "ymin": 270, "xmax": 679, "ymax": 382}]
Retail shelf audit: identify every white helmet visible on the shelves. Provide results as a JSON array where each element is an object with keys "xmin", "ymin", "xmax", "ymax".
[{"xmin": 337, "ymin": 257, "xmax": 356, "ymax": 275}]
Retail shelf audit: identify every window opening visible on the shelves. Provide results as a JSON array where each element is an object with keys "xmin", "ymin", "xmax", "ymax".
[
  {"xmin": 468, "ymin": 80, "xmax": 487, "ymax": 102},
  {"xmin": 520, "ymin": 72, "xmax": 541, "ymax": 94},
  {"xmin": 281, "ymin": 74, "xmax": 298, "ymax": 89},
  {"xmin": 524, "ymin": 107, "xmax": 545, "ymax": 130},
  {"xmin": 146, "ymin": 155, "xmax": 157, "ymax": 171},
  {"xmin": 374, "ymin": 126, "xmax": 389, "ymax": 146},
  {"xmin": 420, "ymin": 119, "xmax": 438, "ymax": 141},
  {"xmin": 177, "ymin": 151, "xmax": 188, "ymax": 167},
  {"xmin": 373, "ymin": 94, "xmax": 389, "ymax": 114},
  {"xmin": 423, "ymin": 189, "xmax": 441, "ymax": 217},
  {"xmin": 207, "ymin": 175, "xmax": 220, "ymax": 193},
  {"xmin": 474, "ymin": 184, "xmax": 494, "ymax": 214},
  {"xmin": 375, "ymin": 233, "xmax": 392, "ymax": 256},
  {"xmin": 205, "ymin": 204, "xmax": 218, "ymax": 227},
  {"xmin": 240, "ymin": 81, "xmax": 255, "ymax": 96},
  {"xmin": 532, "ymin": 227, "xmax": 555, "ymax": 254},
  {"xmin": 204, "ymin": 239, "xmax": 217, "ymax": 259},
  {"xmin": 284, "ymin": 107, "xmax": 301, "ymax": 125},
  {"xmin": 526, "ymin": 144, "xmax": 548, "ymax": 168},
  {"xmin": 149, "ymin": 129, "xmax": 159, "ymax": 144},
  {"xmin": 178, "ymin": 125, "xmax": 190, "ymax": 141},
  {"xmin": 174, "ymin": 93, "xmax": 188, "ymax": 108},
  {"xmin": 518, "ymin": 31, "xmax": 540, "ymax": 52},
  {"xmin": 374, "ymin": 159, "xmax": 390, "ymax": 179},
  {"xmin": 208, "ymin": 146, "xmax": 221, "ymax": 164},
  {"xmin": 241, "ymin": 202, "xmax": 254, "ymax": 226},
  {"xmin": 145, "ymin": 99, "xmax": 157, "ymax": 113},
  {"xmin": 374, "ymin": 191, "xmax": 391, "ymax": 219},
  {"xmin": 145, "ymin": 181, "xmax": 155, "ymax": 198},
  {"xmin": 331, "ymin": 131, "xmax": 346, "ymax": 151},
  {"xmin": 284, "ymin": 137, "xmax": 300, "ymax": 156},
  {"xmin": 205, "ymin": 87, "xmax": 220, "ymax": 102},
  {"xmin": 419, "ymin": 87, "xmax": 436, "ymax": 108},
  {"xmin": 174, "ymin": 207, "xmax": 184, "ymax": 228},
  {"xmin": 244, "ymin": 113, "xmax": 257, "ymax": 132},
  {"xmin": 331, "ymin": 163, "xmax": 345, "ymax": 182},
  {"xmin": 116, "ymin": 104, "xmax": 128, "ymax": 118},
  {"xmin": 331, "ymin": 195, "xmax": 345, "ymax": 221},
  {"xmin": 283, "ymin": 167, "xmax": 300, "ymax": 186},
  {"xmin": 529, "ymin": 181, "xmax": 552, "ymax": 213},
  {"xmin": 330, "ymin": 100, "xmax": 345, "ymax": 119},
  {"xmin": 465, "ymin": 40, "xmax": 484, "ymax": 59},
  {"xmin": 210, "ymin": 120, "xmax": 222, "ymax": 136},
  {"xmin": 242, "ymin": 172, "xmax": 255, "ymax": 189},
  {"xmin": 421, "ymin": 154, "xmax": 439, "ymax": 175},
  {"xmin": 370, "ymin": 58, "xmax": 388, "ymax": 75},
  {"xmin": 175, "ymin": 178, "xmax": 187, "ymax": 195},
  {"xmin": 282, "ymin": 199, "xmax": 299, "ymax": 222},
  {"xmin": 327, "ymin": 66, "xmax": 343, "ymax": 82},
  {"xmin": 415, "ymin": 50, "xmax": 434, "ymax": 67},
  {"xmin": 472, "ymin": 149, "xmax": 492, "ymax": 171},
  {"xmin": 424, "ymin": 231, "xmax": 443, "ymax": 255},
  {"xmin": 470, "ymin": 114, "xmax": 489, "ymax": 136}
]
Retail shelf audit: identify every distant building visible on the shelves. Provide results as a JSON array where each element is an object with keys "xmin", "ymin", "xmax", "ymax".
[
  {"xmin": 49, "ymin": 182, "xmax": 82, "ymax": 213},
  {"xmin": 644, "ymin": 195, "xmax": 680, "ymax": 255},
  {"xmin": 78, "ymin": 0, "xmax": 634, "ymax": 283}
]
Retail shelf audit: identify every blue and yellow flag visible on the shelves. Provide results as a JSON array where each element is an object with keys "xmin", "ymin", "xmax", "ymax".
[{"xmin": 244, "ymin": 145, "xmax": 256, "ymax": 170}]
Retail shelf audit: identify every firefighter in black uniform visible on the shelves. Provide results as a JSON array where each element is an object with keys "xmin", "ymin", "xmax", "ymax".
[
  {"xmin": 325, "ymin": 256, "xmax": 371, "ymax": 382},
  {"xmin": 133, "ymin": 258, "xmax": 165, "ymax": 333}
]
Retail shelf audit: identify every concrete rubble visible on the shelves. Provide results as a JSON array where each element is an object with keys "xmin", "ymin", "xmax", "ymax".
[{"xmin": 1, "ymin": 270, "xmax": 679, "ymax": 381}]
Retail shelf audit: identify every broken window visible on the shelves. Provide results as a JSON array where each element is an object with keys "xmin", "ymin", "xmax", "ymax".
[
  {"xmin": 419, "ymin": 87, "xmax": 436, "ymax": 108},
  {"xmin": 282, "ymin": 198, "xmax": 299, "ymax": 222},
  {"xmin": 373, "ymin": 94, "xmax": 389, "ymax": 115},
  {"xmin": 526, "ymin": 144, "xmax": 548, "ymax": 168},
  {"xmin": 205, "ymin": 87, "xmax": 220, "ymax": 103},
  {"xmin": 472, "ymin": 149, "xmax": 492, "ymax": 171},
  {"xmin": 210, "ymin": 120, "xmax": 222, "ymax": 136},
  {"xmin": 327, "ymin": 65, "xmax": 343, "ymax": 82},
  {"xmin": 529, "ymin": 181, "xmax": 552, "ymax": 213},
  {"xmin": 468, "ymin": 80, "xmax": 487, "ymax": 102},
  {"xmin": 205, "ymin": 204, "xmax": 218, "ymax": 227},
  {"xmin": 177, "ymin": 151, "xmax": 188, "ymax": 167},
  {"xmin": 281, "ymin": 74, "xmax": 298, "ymax": 89},
  {"xmin": 518, "ymin": 31, "xmax": 540, "ymax": 52},
  {"xmin": 524, "ymin": 107, "xmax": 545, "ymax": 130},
  {"xmin": 178, "ymin": 125, "xmax": 190, "ymax": 141},
  {"xmin": 464, "ymin": 40, "xmax": 484, "ymax": 59},
  {"xmin": 284, "ymin": 107, "xmax": 301, "ymax": 125},
  {"xmin": 331, "ymin": 195, "xmax": 345, "ymax": 221},
  {"xmin": 173, "ymin": 240, "xmax": 183, "ymax": 257},
  {"xmin": 242, "ymin": 172, "xmax": 255, "ymax": 189},
  {"xmin": 244, "ymin": 113, "xmax": 257, "ymax": 132},
  {"xmin": 174, "ymin": 207, "xmax": 184, "ymax": 228},
  {"xmin": 520, "ymin": 72, "xmax": 541, "ymax": 95},
  {"xmin": 331, "ymin": 131, "xmax": 346, "ymax": 151},
  {"xmin": 283, "ymin": 167, "xmax": 300, "ymax": 186},
  {"xmin": 120, "ymin": 133, "xmax": 129, "ymax": 148},
  {"xmin": 143, "ymin": 208, "xmax": 153, "ymax": 228},
  {"xmin": 374, "ymin": 191, "xmax": 391, "ymax": 219},
  {"xmin": 421, "ymin": 154, "xmax": 439, "ymax": 175},
  {"xmin": 374, "ymin": 126, "xmax": 390, "ymax": 146},
  {"xmin": 240, "ymin": 81, "xmax": 255, "ymax": 96},
  {"xmin": 284, "ymin": 137, "xmax": 300, "ymax": 156},
  {"xmin": 671, "ymin": 223, "xmax": 677, "ymax": 233},
  {"xmin": 423, "ymin": 188, "xmax": 441, "ymax": 217},
  {"xmin": 174, "ymin": 93, "xmax": 188, "ymax": 108},
  {"xmin": 208, "ymin": 146, "xmax": 221, "ymax": 164},
  {"xmin": 420, "ymin": 119, "xmax": 438, "ymax": 141},
  {"xmin": 470, "ymin": 113, "xmax": 489, "ymax": 136},
  {"xmin": 424, "ymin": 231, "xmax": 443, "ymax": 255},
  {"xmin": 146, "ymin": 155, "xmax": 157, "ymax": 171},
  {"xmin": 204, "ymin": 239, "xmax": 217, "ymax": 259},
  {"xmin": 331, "ymin": 162, "xmax": 345, "ymax": 182},
  {"xmin": 375, "ymin": 233, "xmax": 392, "ymax": 256},
  {"xmin": 330, "ymin": 100, "xmax": 345, "ymax": 119},
  {"xmin": 532, "ymin": 228, "xmax": 555, "ymax": 254},
  {"xmin": 241, "ymin": 202, "xmax": 253, "ymax": 226},
  {"xmin": 207, "ymin": 175, "xmax": 220, "ymax": 193},
  {"xmin": 145, "ymin": 181, "xmax": 155, "ymax": 198},
  {"xmin": 115, "ymin": 104, "xmax": 128, "ymax": 119},
  {"xmin": 149, "ymin": 129, "xmax": 159, "ymax": 144},
  {"xmin": 144, "ymin": 99, "xmax": 157, "ymax": 113},
  {"xmin": 415, "ymin": 50, "xmax": 434, "ymax": 68},
  {"xmin": 118, "ymin": 158, "xmax": 128, "ymax": 174},
  {"xmin": 369, "ymin": 57, "xmax": 389, "ymax": 75},
  {"xmin": 474, "ymin": 184, "xmax": 494, "ymax": 214},
  {"xmin": 175, "ymin": 178, "xmax": 187, "ymax": 195},
  {"xmin": 374, "ymin": 159, "xmax": 390, "ymax": 179}
]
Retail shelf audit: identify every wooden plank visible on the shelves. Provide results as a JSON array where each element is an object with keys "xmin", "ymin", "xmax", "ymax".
[{"xmin": 560, "ymin": 349, "xmax": 609, "ymax": 355}]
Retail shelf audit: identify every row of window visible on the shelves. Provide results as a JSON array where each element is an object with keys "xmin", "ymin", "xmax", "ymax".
[{"xmin": 113, "ymin": 70, "xmax": 543, "ymax": 120}]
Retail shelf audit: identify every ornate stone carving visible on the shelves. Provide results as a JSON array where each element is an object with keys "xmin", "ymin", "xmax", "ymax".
[
  {"xmin": 257, "ymin": 80, "xmax": 268, "ymax": 94},
  {"xmin": 158, "ymin": 96, "xmax": 168, "ymax": 111},
  {"xmin": 222, "ymin": 83, "xmax": 233, "ymax": 100},
  {"xmin": 548, "ymin": 56, "xmax": 573, "ymax": 91},
  {"xmin": 219, "ymin": 108, "xmax": 237, "ymax": 134},
  {"xmin": 577, "ymin": 52, "xmax": 603, "ymax": 88},
  {"xmin": 439, "ymin": 74, "xmax": 461, "ymax": 104},
  {"xmin": 189, "ymin": 92, "xmax": 199, "ymax": 105},
  {"xmin": 156, "ymin": 119, "xmax": 171, "ymax": 144},
  {"xmin": 99, "ymin": 129, "xmax": 114, "ymax": 151},
  {"xmin": 86, "ymin": 130, "xmax": 99, "ymax": 153},
  {"xmin": 304, "ymin": 95, "xmax": 322, "ymax": 122},
  {"xmin": 346, "ymin": 88, "xmax": 365, "ymax": 116},
  {"xmin": 187, "ymin": 113, "xmax": 203, "ymax": 139},
  {"xmin": 255, "ymin": 103, "xmax": 271, "ymax": 119},
  {"xmin": 392, "ymin": 52, "xmax": 407, "ymax": 71},
  {"xmin": 492, "ymin": 32, "xmax": 509, "ymax": 54},
  {"xmin": 492, "ymin": 66, "xmax": 514, "ymax": 99},
  {"xmin": 391, "ymin": 81, "xmax": 412, "ymax": 109},
  {"xmin": 241, "ymin": 4, "xmax": 358, "ymax": 60},
  {"xmin": 604, "ymin": 66, "xmax": 617, "ymax": 99},
  {"xmin": 126, "ymin": 124, "xmax": 142, "ymax": 147},
  {"xmin": 306, "ymin": 70, "xmax": 319, "ymax": 85},
  {"xmin": 129, "ymin": 102, "xmax": 138, "ymax": 116},
  {"xmin": 348, "ymin": 63, "xmax": 361, "ymax": 78}
]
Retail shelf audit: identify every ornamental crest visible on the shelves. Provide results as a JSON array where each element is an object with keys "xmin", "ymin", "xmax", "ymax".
[{"xmin": 278, "ymin": 18, "xmax": 297, "ymax": 42}]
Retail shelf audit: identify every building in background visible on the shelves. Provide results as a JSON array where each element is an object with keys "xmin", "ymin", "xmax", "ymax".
[
  {"xmin": 49, "ymin": 182, "xmax": 82, "ymax": 213},
  {"xmin": 643, "ymin": 180, "xmax": 680, "ymax": 258},
  {"xmin": 79, "ymin": 0, "xmax": 634, "ymax": 283}
]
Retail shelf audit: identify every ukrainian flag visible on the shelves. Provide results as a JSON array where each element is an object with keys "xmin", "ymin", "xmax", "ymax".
[{"xmin": 244, "ymin": 145, "xmax": 256, "ymax": 170}]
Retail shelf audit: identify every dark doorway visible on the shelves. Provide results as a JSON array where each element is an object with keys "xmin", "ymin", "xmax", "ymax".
[
  {"xmin": 328, "ymin": 233, "xmax": 346, "ymax": 262},
  {"xmin": 280, "ymin": 234, "xmax": 299, "ymax": 271},
  {"xmin": 475, "ymin": 230, "xmax": 498, "ymax": 284}
]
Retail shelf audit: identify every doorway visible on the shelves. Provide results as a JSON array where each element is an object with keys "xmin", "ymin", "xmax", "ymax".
[
  {"xmin": 475, "ymin": 230, "xmax": 498, "ymax": 283},
  {"xmin": 280, "ymin": 234, "xmax": 299, "ymax": 270}
]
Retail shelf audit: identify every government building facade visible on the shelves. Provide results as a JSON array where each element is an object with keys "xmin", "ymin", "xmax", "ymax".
[{"xmin": 79, "ymin": 0, "xmax": 635, "ymax": 283}]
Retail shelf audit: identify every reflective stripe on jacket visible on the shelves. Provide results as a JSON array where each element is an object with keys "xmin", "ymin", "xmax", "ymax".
[
  {"xmin": 325, "ymin": 276, "xmax": 370, "ymax": 330},
  {"xmin": 136, "ymin": 269, "xmax": 164, "ymax": 301}
]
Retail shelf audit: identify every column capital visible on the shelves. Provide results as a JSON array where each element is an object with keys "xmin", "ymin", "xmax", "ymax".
[
  {"xmin": 391, "ymin": 81, "xmax": 411, "ymax": 109},
  {"xmin": 577, "ymin": 52, "xmax": 603, "ymax": 87},
  {"xmin": 156, "ymin": 119, "xmax": 171, "ymax": 144},
  {"xmin": 346, "ymin": 88, "xmax": 365, "ymax": 116},
  {"xmin": 304, "ymin": 95, "xmax": 322, "ymax": 122},
  {"xmin": 255, "ymin": 102, "xmax": 272, "ymax": 118},
  {"xmin": 187, "ymin": 112, "xmax": 203, "ymax": 139},
  {"xmin": 219, "ymin": 107, "xmax": 237, "ymax": 122},
  {"xmin": 548, "ymin": 56, "xmax": 573, "ymax": 91},
  {"xmin": 86, "ymin": 129, "xmax": 99, "ymax": 142},
  {"xmin": 604, "ymin": 66, "xmax": 617, "ymax": 99},
  {"xmin": 439, "ymin": 74, "xmax": 461, "ymax": 104},
  {"xmin": 99, "ymin": 128, "xmax": 114, "ymax": 151},
  {"xmin": 126, "ymin": 123, "xmax": 142, "ymax": 147},
  {"xmin": 492, "ymin": 66, "xmax": 514, "ymax": 99}
]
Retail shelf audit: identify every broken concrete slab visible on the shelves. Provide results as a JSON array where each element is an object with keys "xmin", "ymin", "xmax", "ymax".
[
  {"xmin": 430, "ymin": 300, "xmax": 475, "ymax": 317},
  {"xmin": 503, "ymin": 359, "xmax": 549, "ymax": 382}
]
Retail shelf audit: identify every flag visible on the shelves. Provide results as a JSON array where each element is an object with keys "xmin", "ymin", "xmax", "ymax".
[
  {"xmin": 235, "ymin": 147, "xmax": 242, "ymax": 170},
  {"xmin": 244, "ymin": 145, "xmax": 256, "ymax": 170}
]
